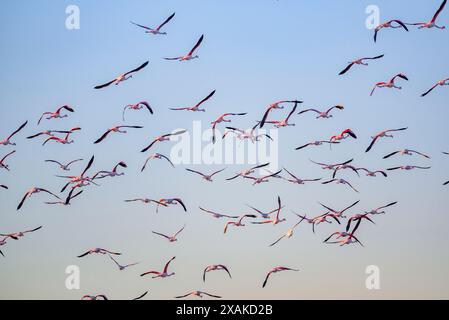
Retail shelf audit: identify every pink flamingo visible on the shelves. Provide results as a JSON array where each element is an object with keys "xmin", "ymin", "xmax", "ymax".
[
  {"xmin": 122, "ymin": 101, "xmax": 153, "ymax": 121},
  {"xmin": 94, "ymin": 61, "xmax": 149, "ymax": 89},
  {"xmin": 141, "ymin": 153, "xmax": 174, "ymax": 171},
  {"xmin": 421, "ymin": 77, "xmax": 449, "ymax": 97},
  {"xmin": 1, "ymin": 121, "xmax": 27, "ymax": 146},
  {"xmin": 185, "ymin": 168, "xmax": 226, "ymax": 182},
  {"xmin": 77, "ymin": 248, "xmax": 121, "ymax": 258},
  {"xmin": 130, "ymin": 12, "xmax": 175, "ymax": 35},
  {"xmin": 365, "ymin": 127, "xmax": 408, "ymax": 152},
  {"xmin": 17, "ymin": 187, "xmax": 61, "ymax": 210},
  {"xmin": 164, "ymin": 34, "xmax": 204, "ymax": 61},
  {"xmin": 38, "ymin": 105, "xmax": 74, "ymax": 125},
  {"xmin": 223, "ymin": 214, "xmax": 257, "ymax": 234},
  {"xmin": 260, "ymin": 100, "xmax": 302, "ymax": 128},
  {"xmin": 0, "ymin": 150, "xmax": 16, "ymax": 171},
  {"xmin": 383, "ymin": 149, "xmax": 430, "ymax": 159},
  {"xmin": 405, "ymin": 0, "xmax": 447, "ymax": 29},
  {"xmin": 42, "ymin": 127, "xmax": 81, "ymax": 146},
  {"xmin": 298, "ymin": 105, "xmax": 344, "ymax": 118},
  {"xmin": 203, "ymin": 264, "xmax": 232, "ymax": 282},
  {"xmin": 370, "ymin": 74, "xmax": 408, "ymax": 96},
  {"xmin": 262, "ymin": 266, "xmax": 299, "ymax": 288},
  {"xmin": 140, "ymin": 256, "xmax": 176, "ymax": 278},
  {"xmin": 175, "ymin": 291, "xmax": 221, "ymax": 299},
  {"xmin": 94, "ymin": 125, "xmax": 143, "ymax": 144},
  {"xmin": 152, "ymin": 225, "xmax": 185, "ymax": 242},
  {"xmin": 141, "ymin": 130, "xmax": 187, "ymax": 153},
  {"xmin": 45, "ymin": 158, "xmax": 83, "ymax": 171},
  {"xmin": 330, "ymin": 129, "xmax": 357, "ymax": 142},
  {"xmin": 339, "ymin": 55, "xmax": 384, "ymax": 75},
  {"xmin": 374, "ymin": 20, "xmax": 409, "ymax": 42},
  {"xmin": 170, "ymin": 90, "xmax": 215, "ymax": 112}
]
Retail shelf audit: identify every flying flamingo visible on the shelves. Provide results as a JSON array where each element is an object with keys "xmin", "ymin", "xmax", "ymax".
[
  {"xmin": 294, "ymin": 211, "xmax": 340, "ymax": 233},
  {"xmin": 370, "ymin": 74, "xmax": 409, "ymax": 96},
  {"xmin": 223, "ymin": 214, "xmax": 257, "ymax": 234},
  {"xmin": 164, "ymin": 34, "xmax": 204, "ymax": 61},
  {"xmin": 0, "ymin": 150, "xmax": 16, "ymax": 171},
  {"xmin": 37, "ymin": 105, "xmax": 74, "ymax": 125},
  {"xmin": 211, "ymin": 112, "xmax": 247, "ymax": 143},
  {"xmin": 81, "ymin": 295, "xmax": 108, "ymax": 300},
  {"xmin": 1, "ymin": 121, "xmax": 27, "ymax": 146},
  {"xmin": 339, "ymin": 55, "xmax": 384, "ymax": 75},
  {"xmin": 365, "ymin": 202, "xmax": 398, "ymax": 215},
  {"xmin": 222, "ymin": 124, "xmax": 273, "ymax": 143},
  {"xmin": 199, "ymin": 207, "xmax": 239, "ymax": 219},
  {"xmin": 122, "ymin": 101, "xmax": 153, "ymax": 121},
  {"xmin": 226, "ymin": 163, "xmax": 270, "ymax": 181},
  {"xmin": 330, "ymin": 129, "xmax": 357, "ymax": 143},
  {"xmin": 405, "ymin": 0, "xmax": 447, "ymax": 29},
  {"xmin": 269, "ymin": 216, "xmax": 305, "ymax": 247},
  {"xmin": 332, "ymin": 163, "xmax": 360, "ymax": 179},
  {"xmin": 242, "ymin": 169, "xmax": 283, "ymax": 185},
  {"xmin": 421, "ymin": 78, "xmax": 449, "ymax": 97},
  {"xmin": 94, "ymin": 125, "xmax": 143, "ymax": 144},
  {"xmin": 366, "ymin": 127, "xmax": 408, "ymax": 152},
  {"xmin": 298, "ymin": 105, "xmax": 344, "ymax": 118},
  {"xmin": 77, "ymin": 248, "xmax": 121, "ymax": 258},
  {"xmin": 262, "ymin": 103, "xmax": 298, "ymax": 128},
  {"xmin": 260, "ymin": 100, "xmax": 302, "ymax": 128},
  {"xmin": 374, "ymin": 20, "xmax": 409, "ymax": 43},
  {"xmin": 57, "ymin": 156, "xmax": 95, "ymax": 192},
  {"xmin": 141, "ymin": 153, "xmax": 174, "ymax": 171},
  {"xmin": 175, "ymin": 291, "xmax": 221, "ymax": 299},
  {"xmin": 346, "ymin": 213, "xmax": 376, "ymax": 232},
  {"xmin": 152, "ymin": 225, "xmax": 185, "ymax": 242},
  {"xmin": 45, "ymin": 188, "xmax": 83, "ymax": 206},
  {"xmin": 262, "ymin": 266, "xmax": 299, "ymax": 288},
  {"xmin": 130, "ymin": 12, "xmax": 175, "ymax": 35},
  {"xmin": 92, "ymin": 162, "xmax": 127, "ymax": 179},
  {"xmin": 94, "ymin": 61, "xmax": 149, "ymax": 89},
  {"xmin": 387, "ymin": 165, "xmax": 431, "ymax": 171},
  {"xmin": 156, "ymin": 198, "xmax": 187, "ymax": 213},
  {"xmin": 324, "ymin": 220, "xmax": 364, "ymax": 247},
  {"xmin": 140, "ymin": 256, "xmax": 176, "ymax": 278},
  {"xmin": 246, "ymin": 201, "xmax": 285, "ymax": 219},
  {"xmin": 203, "ymin": 265, "xmax": 232, "ymax": 282},
  {"xmin": 383, "ymin": 149, "xmax": 430, "ymax": 159},
  {"xmin": 311, "ymin": 158, "xmax": 354, "ymax": 171},
  {"xmin": 17, "ymin": 187, "xmax": 61, "ymax": 210},
  {"xmin": 27, "ymin": 129, "xmax": 72, "ymax": 140},
  {"xmin": 109, "ymin": 255, "xmax": 139, "ymax": 271},
  {"xmin": 42, "ymin": 127, "xmax": 81, "ymax": 146},
  {"xmin": 355, "ymin": 167, "xmax": 388, "ymax": 178},
  {"xmin": 296, "ymin": 140, "xmax": 340, "ymax": 151},
  {"xmin": 170, "ymin": 90, "xmax": 215, "ymax": 112},
  {"xmin": 141, "ymin": 130, "xmax": 187, "ymax": 153},
  {"xmin": 185, "ymin": 168, "xmax": 226, "ymax": 182},
  {"xmin": 0, "ymin": 226, "xmax": 42, "ymax": 240},
  {"xmin": 319, "ymin": 201, "xmax": 360, "ymax": 219},
  {"xmin": 45, "ymin": 158, "xmax": 83, "ymax": 171},
  {"xmin": 322, "ymin": 179, "xmax": 359, "ymax": 193},
  {"xmin": 252, "ymin": 196, "xmax": 286, "ymax": 226},
  {"xmin": 124, "ymin": 198, "xmax": 168, "ymax": 208},
  {"xmin": 281, "ymin": 167, "xmax": 322, "ymax": 185}
]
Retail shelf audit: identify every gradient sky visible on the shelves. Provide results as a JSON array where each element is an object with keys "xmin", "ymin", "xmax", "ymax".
[{"xmin": 1, "ymin": 0, "xmax": 449, "ymax": 300}]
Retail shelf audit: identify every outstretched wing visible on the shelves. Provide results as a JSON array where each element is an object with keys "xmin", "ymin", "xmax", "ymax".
[
  {"xmin": 157, "ymin": 12, "xmax": 175, "ymax": 30},
  {"xmin": 94, "ymin": 79, "xmax": 116, "ymax": 89},
  {"xmin": 338, "ymin": 62, "xmax": 355, "ymax": 75},
  {"xmin": 188, "ymin": 34, "xmax": 204, "ymax": 56},
  {"xmin": 8, "ymin": 121, "xmax": 28, "ymax": 140},
  {"xmin": 124, "ymin": 61, "xmax": 149, "ymax": 76}
]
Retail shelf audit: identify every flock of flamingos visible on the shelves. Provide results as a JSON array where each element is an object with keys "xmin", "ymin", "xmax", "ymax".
[{"xmin": 1, "ymin": 1, "xmax": 449, "ymax": 300}]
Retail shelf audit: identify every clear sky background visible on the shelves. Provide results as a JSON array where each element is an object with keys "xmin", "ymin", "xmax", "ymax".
[{"xmin": 1, "ymin": 0, "xmax": 449, "ymax": 299}]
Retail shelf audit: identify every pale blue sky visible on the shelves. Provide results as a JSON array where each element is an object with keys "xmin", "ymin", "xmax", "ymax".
[{"xmin": 1, "ymin": 0, "xmax": 449, "ymax": 299}]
